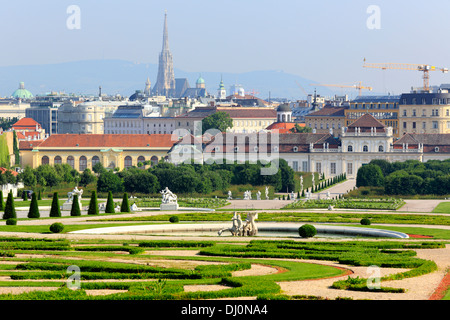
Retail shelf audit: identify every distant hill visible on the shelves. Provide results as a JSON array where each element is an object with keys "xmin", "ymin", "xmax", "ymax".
[{"xmin": 0, "ymin": 59, "xmax": 336, "ymax": 100}]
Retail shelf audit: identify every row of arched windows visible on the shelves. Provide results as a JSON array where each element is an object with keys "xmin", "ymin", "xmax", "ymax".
[{"xmin": 41, "ymin": 155, "xmax": 159, "ymax": 170}]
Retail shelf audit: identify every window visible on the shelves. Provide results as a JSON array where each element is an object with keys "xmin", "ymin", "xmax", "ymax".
[
  {"xmin": 347, "ymin": 145, "xmax": 353, "ymax": 152},
  {"xmin": 41, "ymin": 156, "xmax": 49, "ymax": 165},
  {"xmin": 363, "ymin": 145, "xmax": 369, "ymax": 152},
  {"xmin": 403, "ymin": 122, "xmax": 407, "ymax": 129},
  {"xmin": 79, "ymin": 156, "xmax": 87, "ymax": 171},
  {"xmin": 378, "ymin": 145, "xmax": 384, "ymax": 152},
  {"xmin": 67, "ymin": 156, "xmax": 75, "ymax": 169},
  {"xmin": 330, "ymin": 163, "xmax": 336, "ymax": 175},
  {"xmin": 403, "ymin": 110, "xmax": 407, "ymax": 116},
  {"xmin": 151, "ymin": 156, "xmax": 159, "ymax": 166},
  {"xmin": 347, "ymin": 162, "xmax": 353, "ymax": 175},
  {"xmin": 412, "ymin": 109, "xmax": 416, "ymax": 116},
  {"xmin": 432, "ymin": 121, "xmax": 438, "ymax": 129},
  {"xmin": 447, "ymin": 121, "xmax": 450, "ymax": 129},
  {"xmin": 302, "ymin": 161, "xmax": 308, "ymax": 172},
  {"xmin": 138, "ymin": 156, "xmax": 145, "ymax": 166},
  {"xmin": 315, "ymin": 162, "xmax": 322, "ymax": 174},
  {"xmin": 124, "ymin": 156, "xmax": 133, "ymax": 169},
  {"xmin": 412, "ymin": 122, "xmax": 416, "ymax": 129},
  {"xmin": 92, "ymin": 156, "xmax": 100, "ymax": 167},
  {"xmin": 292, "ymin": 161, "xmax": 298, "ymax": 171},
  {"xmin": 423, "ymin": 122, "xmax": 426, "ymax": 129}
]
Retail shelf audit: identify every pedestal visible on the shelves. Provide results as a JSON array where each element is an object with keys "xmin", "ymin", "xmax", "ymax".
[{"xmin": 160, "ymin": 203, "xmax": 179, "ymax": 211}]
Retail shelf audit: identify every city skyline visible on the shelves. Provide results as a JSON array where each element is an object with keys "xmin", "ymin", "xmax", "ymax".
[{"xmin": 1, "ymin": 0, "xmax": 450, "ymax": 97}]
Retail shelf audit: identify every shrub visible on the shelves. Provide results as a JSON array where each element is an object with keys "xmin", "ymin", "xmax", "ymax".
[
  {"xmin": 0, "ymin": 190, "xmax": 4, "ymax": 211},
  {"xmin": 27, "ymin": 192, "xmax": 40, "ymax": 219},
  {"xmin": 360, "ymin": 218, "xmax": 371, "ymax": 225},
  {"xmin": 49, "ymin": 192, "xmax": 61, "ymax": 217},
  {"xmin": 87, "ymin": 191, "xmax": 99, "ymax": 215},
  {"xmin": 2, "ymin": 191, "xmax": 16, "ymax": 220},
  {"xmin": 298, "ymin": 224, "xmax": 317, "ymax": 238},
  {"xmin": 70, "ymin": 195, "xmax": 81, "ymax": 216},
  {"xmin": 120, "ymin": 193, "xmax": 130, "ymax": 213},
  {"xmin": 169, "ymin": 216, "xmax": 179, "ymax": 223},
  {"xmin": 105, "ymin": 191, "xmax": 115, "ymax": 214},
  {"xmin": 6, "ymin": 218, "xmax": 17, "ymax": 225},
  {"xmin": 50, "ymin": 223, "xmax": 64, "ymax": 233}
]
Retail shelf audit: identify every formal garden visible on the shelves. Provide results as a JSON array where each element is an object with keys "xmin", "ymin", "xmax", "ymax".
[{"xmin": 0, "ymin": 158, "xmax": 448, "ymax": 301}]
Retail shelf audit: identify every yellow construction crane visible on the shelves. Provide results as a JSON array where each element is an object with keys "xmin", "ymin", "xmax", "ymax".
[
  {"xmin": 310, "ymin": 82, "xmax": 373, "ymax": 96},
  {"xmin": 362, "ymin": 59, "xmax": 448, "ymax": 92}
]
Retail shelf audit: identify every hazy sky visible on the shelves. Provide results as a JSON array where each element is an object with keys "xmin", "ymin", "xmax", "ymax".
[{"xmin": 2, "ymin": 0, "xmax": 450, "ymax": 95}]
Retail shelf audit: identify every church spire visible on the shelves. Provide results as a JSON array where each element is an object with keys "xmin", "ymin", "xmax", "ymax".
[{"xmin": 162, "ymin": 10, "xmax": 169, "ymax": 52}]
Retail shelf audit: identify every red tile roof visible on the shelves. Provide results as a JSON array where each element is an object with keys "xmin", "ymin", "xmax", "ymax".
[
  {"xmin": 35, "ymin": 134, "xmax": 176, "ymax": 149},
  {"xmin": 305, "ymin": 106, "xmax": 345, "ymax": 117},
  {"xmin": 265, "ymin": 122, "xmax": 299, "ymax": 133},
  {"xmin": 347, "ymin": 113, "xmax": 385, "ymax": 132},
  {"xmin": 12, "ymin": 117, "xmax": 42, "ymax": 130},
  {"xmin": 0, "ymin": 167, "xmax": 18, "ymax": 176}
]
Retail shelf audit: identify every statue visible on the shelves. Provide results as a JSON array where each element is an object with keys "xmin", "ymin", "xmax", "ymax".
[
  {"xmin": 300, "ymin": 176, "xmax": 304, "ymax": 195},
  {"xmin": 243, "ymin": 190, "xmax": 251, "ymax": 200},
  {"xmin": 160, "ymin": 187, "xmax": 177, "ymax": 204},
  {"xmin": 227, "ymin": 190, "xmax": 232, "ymax": 200},
  {"xmin": 218, "ymin": 212, "xmax": 258, "ymax": 237},
  {"xmin": 265, "ymin": 186, "xmax": 269, "ymax": 200},
  {"xmin": 160, "ymin": 187, "xmax": 179, "ymax": 211},
  {"xmin": 218, "ymin": 212, "xmax": 242, "ymax": 236},
  {"xmin": 256, "ymin": 190, "xmax": 261, "ymax": 200}
]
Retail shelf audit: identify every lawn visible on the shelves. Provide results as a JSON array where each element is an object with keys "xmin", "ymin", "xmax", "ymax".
[{"xmin": 432, "ymin": 202, "xmax": 450, "ymax": 214}]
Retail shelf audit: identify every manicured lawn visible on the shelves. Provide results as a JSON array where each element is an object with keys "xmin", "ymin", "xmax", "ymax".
[{"xmin": 432, "ymin": 202, "xmax": 450, "ymax": 214}]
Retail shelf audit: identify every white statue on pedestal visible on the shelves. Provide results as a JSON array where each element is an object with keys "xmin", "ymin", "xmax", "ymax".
[
  {"xmin": 227, "ymin": 190, "xmax": 232, "ymax": 200},
  {"xmin": 265, "ymin": 186, "xmax": 269, "ymax": 200},
  {"xmin": 62, "ymin": 186, "xmax": 83, "ymax": 210},
  {"xmin": 160, "ymin": 187, "xmax": 177, "ymax": 204},
  {"xmin": 256, "ymin": 190, "xmax": 261, "ymax": 200},
  {"xmin": 218, "ymin": 212, "xmax": 258, "ymax": 237}
]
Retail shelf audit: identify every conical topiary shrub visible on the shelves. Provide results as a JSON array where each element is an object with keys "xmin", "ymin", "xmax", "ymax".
[
  {"xmin": 70, "ymin": 195, "xmax": 81, "ymax": 216},
  {"xmin": 38, "ymin": 190, "xmax": 42, "ymax": 201},
  {"xmin": 3, "ymin": 191, "xmax": 16, "ymax": 220},
  {"xmin": 87, "ymin": 191, "xmax": 99, "ymax": 215},
  {"xmin": 49, "ymin": 192, "xmax": 61, "ymax": 217},
  {"xmin": 105, "ymin": 191, "xmax": 115, "ymax": 214},
  {"xmin": 120, "ymin": 192, "xmax": 130, "ymax": 212},
  {"xmin": 22, "ymin": 190, "xmax": 27, "ymax": 201},
  {"xmin": 27, "ymin": 192, "xmax": 40, "ymax": 218}
]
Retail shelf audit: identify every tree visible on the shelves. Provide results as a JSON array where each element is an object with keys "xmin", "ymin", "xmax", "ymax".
[
  {"xmin": 87, "ymin": 191, "xmax": 99, "ymax": 215},
  {"xmin": 70, "ymin": 195, "xmax": 81, "ymax": 216},
  {"xmin": 2, "ymin": 191, "xmax": 16, "ymax": 220},
  {"xmin": 105, "ymin": 191, "xmax": 115, "ymax": 214},
  {"xmin": 38, "ymin": 190, "xmax": 42, "ymax": 200},
  {"xmin": 0, "ymin": 190, "xmax": 3, "ymax": 211},
  {"xmin": 12, "ymin": 130, "xmax": 19, "ymax": 166},
  {"xmin": 201, "ymin": 111, "xmax": 233, "ymax": 134},
  {"xmin": 49, "ymin": 192, "xmax": 61, "ymax": 217},
  {"xmin": 289, "ymin": 124, "xmax": 312, "ymax": 133},
  {"xmin": 122, "ymin": 169, "xmax": 159, "ymax": 194},
  {"xmin": 20, "ymin": 166, "xmax": 37, "ymax": 187},
  {"xmin": 97, "ymin": 170, "xmax": 123, "ymax": 193},
  {"xmin": 27, "ymin": 192, "xmax": 40, "ymax": 219},
  {"xmin": 356, "ymin": 164, "xmax": 384, "ymax": 187},
  {"xmin": 80, "ymin": 168, "xmax": 96, "ymax": 187},
  {"xmin": 120, "ymin": 193, "xmax": 130, "ymax": 213}
]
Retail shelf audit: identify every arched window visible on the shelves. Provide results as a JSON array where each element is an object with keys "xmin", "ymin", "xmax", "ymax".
[
  {"xmin": 124, "ymin": 156, "xmax": 133, "ymax": 169},
  {"xmin": 79, "ymin": 156, "xmax": 87, "ymax": 171},
  {"xmin": 347, "ymin": 145, "xmax": 353, "ymax": 152},
  {"xmin": 92, "ymin": 156, "xmax": 100, "ymax": 168},
  {"xmin": 54, "ymin": 156, "xmax": 62, "ymax": 165},
  {"xmin": 363, "ymin": 145, "xmax": 369, "ymax": 152},
  {"xmin": 378, "ymin": 145, "xmax": 384, "ymax": 152},
  {"xmin": 151, "ymin": 156, "xmax": 159, "ymax": 166},
  {"xmin": 41, "ymin": 156, "xmax": 49, "ymax": 165},
  {"xmin": 137, "ymin": 156, "xmax": 145, "ymax": 166},
  {"xmin": 67, "ymin": 156, "xmax": 75, "ymax": 169}
]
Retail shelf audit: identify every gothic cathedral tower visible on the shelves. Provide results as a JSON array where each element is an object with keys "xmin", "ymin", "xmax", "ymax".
[{"xmin": 153, "ymin": 11, "xmax": 175, "ymax": 97}]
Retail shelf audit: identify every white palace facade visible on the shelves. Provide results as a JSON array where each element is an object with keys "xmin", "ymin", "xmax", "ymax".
[{"xmin": 169, "ymin": 114, "xmax": 448, "ymax": 179}]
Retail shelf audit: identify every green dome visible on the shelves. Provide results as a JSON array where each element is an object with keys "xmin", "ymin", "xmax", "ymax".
[
  {"xmin": 12, "ymin": 82, "xmax": 33, "ymax": 99},
  {"xmin": 196, "ymin": 76, "xmax": 205, "ymax": 84}
]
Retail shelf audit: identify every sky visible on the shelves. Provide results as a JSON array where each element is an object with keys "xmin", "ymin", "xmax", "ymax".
[{"xmin": 1, "ymin": 0, "xmax": 450, "ymax": 96}]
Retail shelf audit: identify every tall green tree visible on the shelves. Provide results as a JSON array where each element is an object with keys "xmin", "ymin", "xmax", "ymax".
[
  {"xmin": 49, "ymin": 192, "xmax": 61, "ymax": 217},
  {"xmin": 2, "ymin": 191, "xmax": 16, "ymax": 219},
  {"xmin": 105, "ymin": 191, "xmax": 115, "ymax": 214},
  {"xmin": 87, "ymin": 191, "xmax": 99, "ymax": 215},
  {"xmin": 120, "ymin": 193, "xmax": 130, "ymax": 213},
  {"xmin": 70, "ymin": 195, "xmax": 81, "ymax": 216},
  {"xmin": 27, "ymin": 192, "xmax": 40, "ymax": 218},
  {"xmin": 356, "ymin": 164, "xmax": 385, "ymax": 187},
  {"xmin": 201, "ymin": 111, "xmax": 233, "ymax": 134}
]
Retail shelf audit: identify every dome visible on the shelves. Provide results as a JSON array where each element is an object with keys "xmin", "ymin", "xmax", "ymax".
[
  {"xmin": 277, "ymin": 103, "xmax": 291, "ymax": 112},
  {"xmin": 12, "ymin": 82, "xmax": 33, "ymax": 99},
  {"xmin": 196, "ymin": 76, "xmax": 205, "ymax": 85}
]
